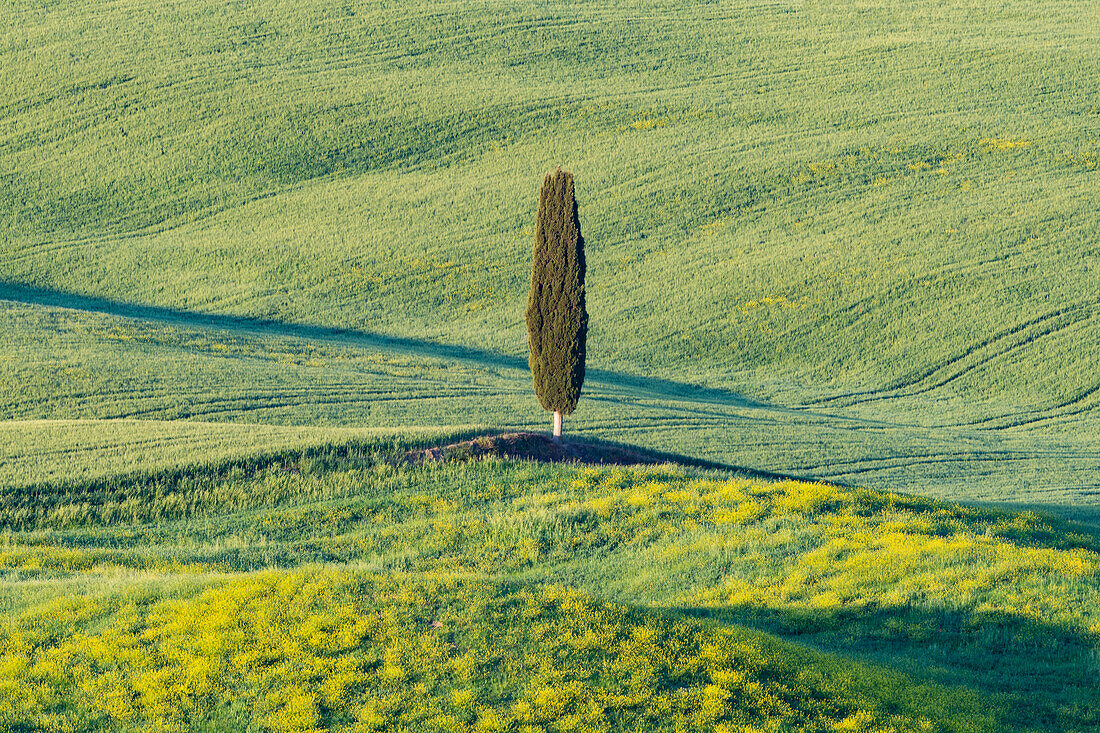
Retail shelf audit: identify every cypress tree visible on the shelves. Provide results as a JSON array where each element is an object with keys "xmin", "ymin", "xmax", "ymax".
[{"xmin": 526, "ymin": 167, "xmax": 587, "ymax": 440}]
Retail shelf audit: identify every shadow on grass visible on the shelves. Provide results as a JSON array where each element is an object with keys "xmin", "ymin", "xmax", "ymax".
[
  {"xmin": 980, "ymin": 498, "xmax": 1100, "ymax": 534},
  {"xmin": 554, "ymin": 431, "xmax": 814, "ymax": 482},
  {"xmin": 0, "ymin": 427, "xmax": 488, "ymax": 516},
  {"xmin": 8, "ymin": 283, "xmax": 1100, "ymax": 536},
  {"xmin": 677, "ymin": 602, "xmax": 1100, "ymax": 732},
  {"xmin": 0, "ymin": 428, "xmax": 809, "ymax": 528},
  {"xmin": 0, "ymin": 282, "xmax": 761, "ymax": 408}
]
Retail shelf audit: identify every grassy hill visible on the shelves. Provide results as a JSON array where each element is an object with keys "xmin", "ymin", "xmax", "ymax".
[
  {"xmin": 4, "ymin": 0, "xmax": 1100, "ymax": 516},
  {"xmin": 4, "ymin": 446, "xmax": 1099, "ymax": 731},
  {"xmin": 4, "ymin": 1, "xmax": 1100, "ymax": 729}
]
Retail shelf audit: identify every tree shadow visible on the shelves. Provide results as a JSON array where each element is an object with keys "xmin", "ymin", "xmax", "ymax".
[
  {"xmin": 558, "ymin": 431, "xmax": 814, "ymax": 481},
  {"xmin": 676, "ymin": 602, "xmax": 1100, "ymax": 732},
  {"xmin": 0, "ymin": 281, "xmax": 762, "ymax": 408},
  {"xmin": 7, "ymin": 282, "xmax": 1100, "ymax": 537}
]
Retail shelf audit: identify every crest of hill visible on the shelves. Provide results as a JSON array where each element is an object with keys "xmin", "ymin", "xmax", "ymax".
[{"xmin": 405, "ymin": 432, "xmax": 661, "ymax": 466}]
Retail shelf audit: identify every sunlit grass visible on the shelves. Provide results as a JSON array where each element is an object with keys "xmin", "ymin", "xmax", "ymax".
[
  {"xmin": 2, "ymin": 454, "xmax": 1098, "ymax": 730},
  {"xmin": 4, "ymin": 1, "xmax": 1100, "ymax": 727},
  {"xmin": 0, "ymin": 419, "xmax": 469, "ymax": 489},
  {"xmin": 1, "ymin": 0, "xmax": 1098, "ymax": 405},
  {"xmin": 1, "ymin": 570, "xmax": 999, "ymax": 733},
  {"xmin": 4, "ymin": 0, "xmax": 1100, "ymax": 507}
]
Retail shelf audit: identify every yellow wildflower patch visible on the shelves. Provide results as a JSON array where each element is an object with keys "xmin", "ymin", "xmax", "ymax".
[{"xmin": 981, "ymin": 137, "xmax": 1031, "ymax": 151}]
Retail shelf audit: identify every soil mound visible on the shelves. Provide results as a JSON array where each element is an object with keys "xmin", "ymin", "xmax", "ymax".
[{"xmin": 404, "ymin": 432, "xmax": 662, "ymax": 466}]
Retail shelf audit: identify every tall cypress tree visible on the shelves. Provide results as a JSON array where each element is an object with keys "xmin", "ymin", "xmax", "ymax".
[{"xmin": 526, "ymin": 167, "xmax": 587, "ymax": 440}]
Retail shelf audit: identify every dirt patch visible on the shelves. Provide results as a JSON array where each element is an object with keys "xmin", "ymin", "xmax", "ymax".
[{"xmin": 404, "ymin": 432, "xmax": 663, "ymax": 466}]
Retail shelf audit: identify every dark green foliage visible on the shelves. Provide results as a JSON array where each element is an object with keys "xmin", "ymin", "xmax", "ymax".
[{"xmin": 526, "ymin": 168, "xmax": 588, "ymax": 416}]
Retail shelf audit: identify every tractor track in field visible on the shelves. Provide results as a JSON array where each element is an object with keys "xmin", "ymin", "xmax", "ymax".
[
  {"xmin": 786, "ymin": 448, "xmax": 1066, "ymax": 477},
  {"xmin": 801, "ymin": 300, "xmax": 1100, "ymax": 411},
  {"xmin": 60, "ymin": 383, "xmax": 512, "ymax": 422},
  {"xmin": 958, "ymin": 380, "xmax": 1100, "ymax": 431},
  {"xmin": 5, "ymin": 278, "xmax": 1099, "ymax": 451},
  {"xmin": 842, "ymin": 313, "xmax": 1090, "ymax": 407},
  {"xmin": 0, "ymin": 427, "xmax": 331, "ymax": 483},
  {"xmin": 103, "ymin": 392, "xmax": 464, "ymax": 422},
  {"xmin": 0, "ymin": 380, "xmax": 511, "ymax": 417},
  {"xmin": 812, "ymin": 453, "xmax": 1055, "ymax": 479},
  {"xmin": 0, "ymin": 283, "xmax": 767, "ymax": 413}
]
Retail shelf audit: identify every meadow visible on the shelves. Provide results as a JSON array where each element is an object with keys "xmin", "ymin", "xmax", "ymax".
[
  {"xmin": 3, "ymin": 0, "xmax": 1100, "ymax": 729},
  {"xmin": 4, "ymin": 452, "xmax": 1100, "ymax": 731},
  {"xmin": 4, "ymin": 0, "xmax": 1100, "ymax": 515}
]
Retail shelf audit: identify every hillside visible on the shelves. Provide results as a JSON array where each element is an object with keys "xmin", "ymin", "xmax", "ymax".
[
  {"xmin": 3, "ymin": 445, "xmax": 1099, "ymax": 731},
  {"xmin": 3, "ymin": 2, "xmax": 1100, "ymax": 729},
  {"xmin": 2, "ymin": 0, "xmax": 1100, "ymax": 514}
]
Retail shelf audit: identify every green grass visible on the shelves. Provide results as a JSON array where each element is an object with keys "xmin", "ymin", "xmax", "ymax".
[
  {"xmin": 0, "ymin": 419, "xmax": 474, "ymax": 489},
  {"xmin": 4, "ymin": 0, "xmax": 1100, "ymax": 517},
  {"xmin": 3, "ymin": 451, "xmax": 1098, "ymax": 731},
  {"xmin": 4, "ymin": 299, "xmax": 1100, "ymax": 528},
  {"xmin": 4, "ymin": 0, "xmax": 1100, "ymax": 728}
]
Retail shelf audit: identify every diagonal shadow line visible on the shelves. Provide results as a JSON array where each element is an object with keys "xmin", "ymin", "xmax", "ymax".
[
  {"xmin": 0, "ymin": 282, "xmax": 763, "ymax": 409},
  {"xmin": 673, "ymin": 603, "xmax": 1096, "ymax": 732}
]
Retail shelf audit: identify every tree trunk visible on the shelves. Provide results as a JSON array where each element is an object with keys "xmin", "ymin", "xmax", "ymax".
[{"xmin": 553, "ymin": 411, "xmax": 562, "ymax": 441}]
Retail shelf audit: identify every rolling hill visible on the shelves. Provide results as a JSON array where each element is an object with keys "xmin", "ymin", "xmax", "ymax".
[
  {"xmin": 4, "ymin": 448, "xmax": 1099, "ymax": 731},
  {"xmin": 4, "ymin": 0, "xmax": 1100, "ymax": 516},
  {"xmin": 3, "ymin": 0, "xmax": 1100, "ymax": 730}
]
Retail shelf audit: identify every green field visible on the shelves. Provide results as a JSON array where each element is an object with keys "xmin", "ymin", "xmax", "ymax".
[
  {"xmin": 4, "ymin": 454, "xmax": 1100, "ymax": 731},
  {"xmin": 5, "ymin": 0, "xmax": 1100, "ymax": 514},
  {"xmin": 3, "ymin": 0, "xmax": 1100, "ymax": 730}
]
